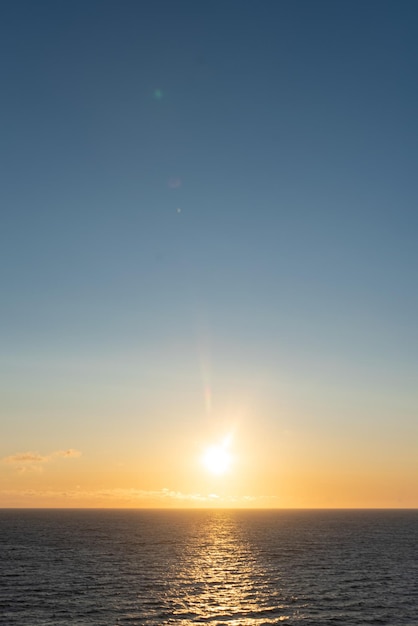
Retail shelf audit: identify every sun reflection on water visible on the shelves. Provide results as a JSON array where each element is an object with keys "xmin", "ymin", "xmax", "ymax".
[{"xmin": 165, "ymin": 511, "xmax": 290, "ymax": 624}]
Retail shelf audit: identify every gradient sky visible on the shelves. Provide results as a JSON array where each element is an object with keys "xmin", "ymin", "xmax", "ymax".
[{"xmin": 1, "ymin": 0, "xmax": 417, "ymax": 508}]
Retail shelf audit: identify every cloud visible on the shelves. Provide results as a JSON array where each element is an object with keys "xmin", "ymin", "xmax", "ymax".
[
  {"xmin": 2, "ymin": 449, "xmax": 82, "ymax": 473},
  {"xmin": 3, "ymin": 452, "xmax": 47, "ymax": 463},
  {"xmin": 0, "ymin": 486, "xmax": 278, "ymax": 508},
  {"xmin": 52, "ymin": 449, "xmax": 81, "ymax": 459}
]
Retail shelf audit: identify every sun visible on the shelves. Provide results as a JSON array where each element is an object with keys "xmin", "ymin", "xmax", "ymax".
[{"xmin": 202, "ymin": 437, "xmax": 233, "ymax": 476}]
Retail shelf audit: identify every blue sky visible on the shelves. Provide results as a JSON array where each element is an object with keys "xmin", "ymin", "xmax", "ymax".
[{"xmin": 1, "ymin": 1, "xmax": 417, "ymax": 507}]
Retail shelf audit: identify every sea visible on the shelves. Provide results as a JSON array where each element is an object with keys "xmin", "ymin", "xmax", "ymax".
[{"xmin": 0, "ymin": 509, "xmax": 417, "ymax": 625}]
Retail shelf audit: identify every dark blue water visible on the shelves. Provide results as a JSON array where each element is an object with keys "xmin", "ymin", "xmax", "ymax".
[{"xmin": 1, "ymin": 509, "xmax": 417, "ymax": 625}]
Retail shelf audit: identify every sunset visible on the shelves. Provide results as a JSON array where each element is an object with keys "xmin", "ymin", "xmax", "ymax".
[
  {"xmin": 1, "ymin": 0, "xmax": 417, "ymax": 512},
  {"xmin": 1, "ymin": 0, "xmax": 417, "ymax": 623}
]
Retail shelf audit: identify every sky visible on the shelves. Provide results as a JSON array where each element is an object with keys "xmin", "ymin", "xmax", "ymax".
[{"xmin": 1, "ymin": 0, "xmax": 417, "ymax": 508}]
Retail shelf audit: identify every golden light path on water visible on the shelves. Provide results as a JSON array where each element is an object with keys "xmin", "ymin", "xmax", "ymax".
[{"xmin": 164, "ymin": 511, "xmax": 291, "ymax": 624}]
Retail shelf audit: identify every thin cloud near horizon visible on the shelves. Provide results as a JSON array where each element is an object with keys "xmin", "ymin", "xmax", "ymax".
[
  {"xmin": 0, "ymin": 486, "xmax": 275, "ymax": 507},
  {"xmin": 2, "ymin": 449, "xmax": 82, "ymax": 467}
]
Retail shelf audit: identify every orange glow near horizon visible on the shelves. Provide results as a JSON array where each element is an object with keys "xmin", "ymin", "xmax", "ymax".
[{"xmin": 1, "ymin": 405, "xmax": 417, "ymax": 510}]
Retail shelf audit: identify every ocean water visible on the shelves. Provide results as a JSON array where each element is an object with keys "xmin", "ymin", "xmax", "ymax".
[{"xmin": 0, "ymin": 509, "xmax": 417, "ymax": 625}]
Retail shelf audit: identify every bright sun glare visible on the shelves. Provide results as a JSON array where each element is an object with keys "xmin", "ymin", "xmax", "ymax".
[{"xmin": 202, "ymin": 437, "xmax": 233, "ymax": 476}]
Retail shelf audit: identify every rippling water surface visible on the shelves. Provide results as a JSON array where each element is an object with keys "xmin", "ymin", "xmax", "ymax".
[{"xmin": 1, "ymin": 509, "xmax": 417, "ymax": 625}]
